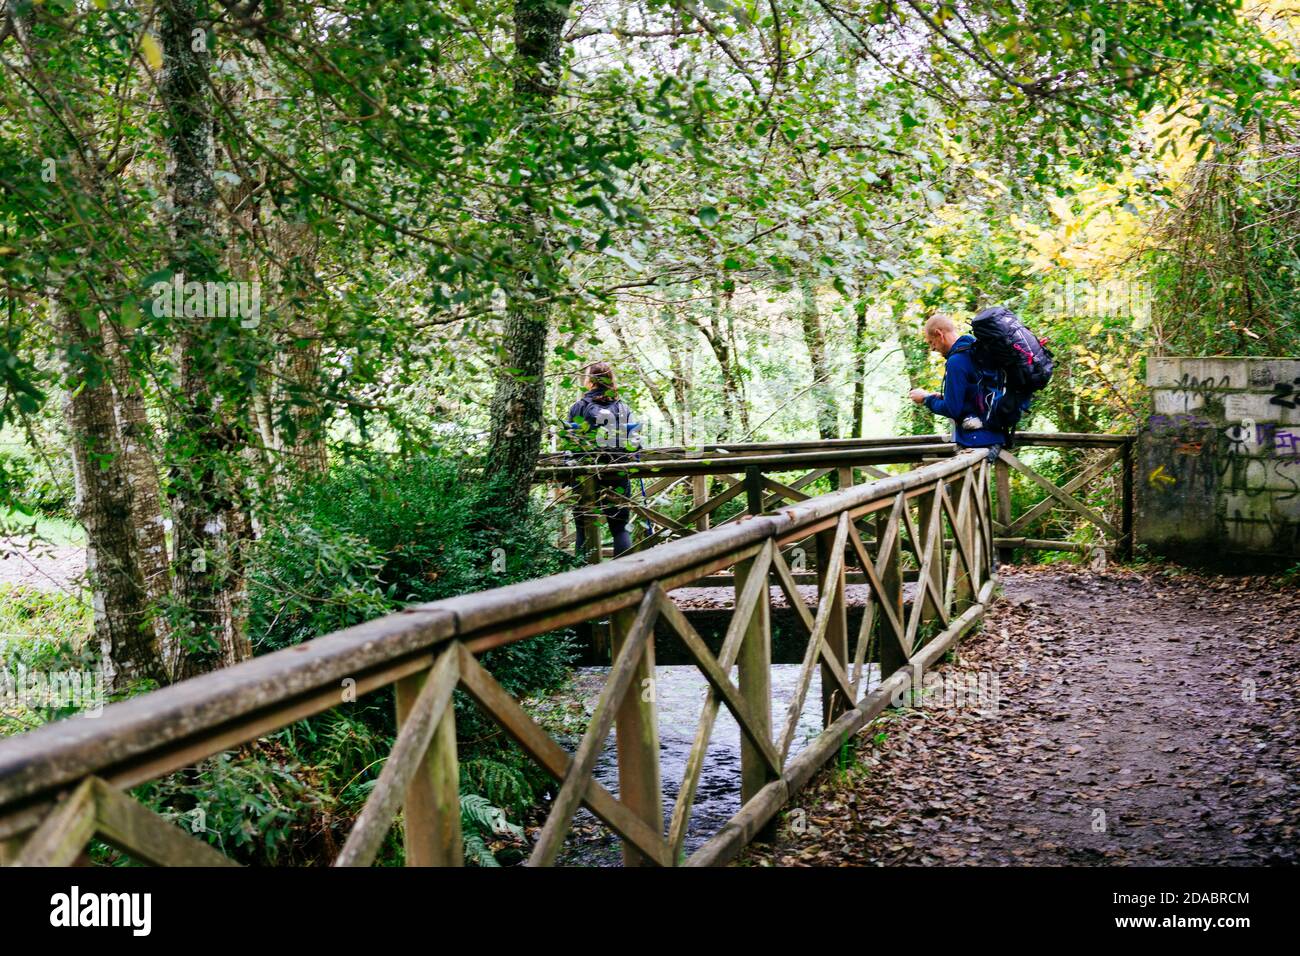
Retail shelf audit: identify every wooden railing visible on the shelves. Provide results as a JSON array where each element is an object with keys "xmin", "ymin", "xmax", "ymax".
[
  {"xmin": 0, "ymin": 446, "xmax": 998, "ymax": 868},
  {"xmin": 539, "ymin": 432, "xmax": 1134, "ymax": 564}
]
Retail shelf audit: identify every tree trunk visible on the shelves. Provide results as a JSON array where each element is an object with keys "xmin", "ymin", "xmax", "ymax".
[
  {"xmin": 663, "ymin": 315, "xmax": 693, "ymax": 445},
  {"xmin": 483, "ymin": 0, "xmax": 571, "ymax": 504},
  {"xmin": 684, "ymin": 291, "xmax": 744, "ymax": 441},
  {"xmin": 799, "ymin": 280, "xmax": 838, "ymax": 440},
  {"xmin": 56, "ymin": 298, "xmax": 165, "ymax": 688},
  {"xmin": 160, "ymin": 0, "xmax": 252, "ymax": 676},
  {"xmin": 850, "ymin": 288, "xmax": 869, "ymax": 439},
  {"xmin": 13, "ymin": 3, "xmax": 166, "ymax": 687},
  {"xmin": 722, "ymin": 293, "xmax": 750, "ymax": 435},
  {"xmin": 103, "ymin": 324, "xmax": 175, "ymax": 678}
]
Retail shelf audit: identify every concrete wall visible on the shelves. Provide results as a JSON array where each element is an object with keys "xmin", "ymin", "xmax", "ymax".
[{"xmin": 1138, "ymin": 356, "xmax": 1300, "ymax": 563}]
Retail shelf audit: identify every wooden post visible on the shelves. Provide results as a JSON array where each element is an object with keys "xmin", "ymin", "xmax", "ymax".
[
  {"xmin": 816, "ymin": 526, "xmax": 850, "ymax": 727},
  {"xmin": 611, "ymin": 604, "xmax": 663, "ymax": 866},
  {"xmin": 1120, "ymin": 438, "xmax": 1135, "ymax": 560},
  {"xmin": 578, "ymin": 477, "xmax": 610, "ymax": 660},
  {"xmin": 734, "ymin": 547, "xmax": 775, "ymax": 843},
  {"xmin": 558, "ymin": 497, "xmax": 572, "ymax": 551},
  {"xmin": 952, "ymin": 482, "xmax": 975, "ymax": 611},
  {"xmin": 691, "ymin": 475, "xmax": 709, "ymax": 531},
  {"xmin": 577, "ymin": 477, "xmax": 601, "ymax": 565},
  {"xmin": 995, "ymin": 456, "xmax": 1013, "ymax": 565},
  {"xmin": 837, "ymin": 466, "xmax": 853, "ymax": 491},
  {"xmin": 915, "ymin": 489, "xmax": 943, "ymax": 626},
  {"xmin": 0, "ymin": 833, "xmax": 25, "ymax": 866},
  {"xmin": 744, "ymin": 466, "xmax": 763, "ymax": 516},
  {"xmin": 875, "ymin": 505, "xmax": 907, "ymax": 680},
  {"xmin": 394, "ymin": 668, "xmax": 462, "ymax": 866}
]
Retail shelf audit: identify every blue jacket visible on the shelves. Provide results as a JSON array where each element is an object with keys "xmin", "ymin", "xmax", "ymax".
[{"xmin": 923, "ymin": 335, "xmax": 1006, "ymax": 448}]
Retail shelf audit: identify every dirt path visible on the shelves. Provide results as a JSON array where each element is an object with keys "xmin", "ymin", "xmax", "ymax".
[
  {"xmin": 742, "ymin": 564, "xmax": 1300, "ymax": 866},
  {"xmin": 0, "ymin": 539, "xmax": 85, "ymax": 594}
]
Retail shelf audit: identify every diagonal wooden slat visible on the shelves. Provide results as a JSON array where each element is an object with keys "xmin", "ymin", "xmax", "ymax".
[
  {"xmin": 760, "ymin": 476, "xmax": 812, "ymax": 505},
  {"xmin": 454, "ymin": 645, "xmax": 670, "ymax": 866},
  {"xmin": 898, "ymin": 491, "xmax": 927, "ymax": 566},
  {"xmin": 845, "ymin": 520, "xmax": 906, "ymax": 696},
  {"xmin": 971, "ymin": 465, "xmax": 989, "ymax": 589},
  {"xmin": 666, "ymin": 541, "xmax": 773, "ymax": 858},
  {"xmin": 13, "ymin": 778, "xmax": 97, "ymax": 867},
  {"xmin": 677, "ymin": 479, "xmax": 748, "ymax": 528},
  {"xmin": 940, "ymin": 473, "xmax": 976, "ymax": 612},
  {"xmin": 14, "ymin": 775, "xmax": 239, "ymax": 867},
  {"xmin": 604, "ymin": 490, "xmax": 691, "ymax": 537},
  {"xmin": 1003, "ymin": 448, "xmax": 1120, "ymax": 536},
  {"xmin": 977, "ymin": 460, "xmax": 994, "ymax": 566},
  {"xmin": 640, "ymin": 475, "xmax": 679, "ymax": 499},
  {"xmin": 896, "ymin": 489, "xmax": 954, "ymax": 628},
  {"xmin": 759, "ymin": 469, "xmax": 829, "ymax": 512},
  {"xmin": 654, "ymin": 593, "xmax": 781, "ymax": 774},
  {"xmin": 530, "ymin": 586, "xmax": 661, "ymax": 867},
  {"xmin": 842, "ymin": 522, "xmax": 878, "ymax": 695},
  {"xmin": 335, "ymin": 648, "xmax": 460, "ymax": 867},
  {"xmin": 903, "ymin": 480, "xmax": 946, "ymax": 652},
  {"xmin": 775, "ymin": 513, "xmax": 853, "ymax": 763},
  {"xmin": 92, "ymin": 778, "xmax": 240, "ymax": 867},
  {"xmin": 999, "ymin": 449, "xmax": 1119, "ymax": 539},
  {"xmin": 769, "ymin": 543, "xmax": 816, "ymax": 634}
]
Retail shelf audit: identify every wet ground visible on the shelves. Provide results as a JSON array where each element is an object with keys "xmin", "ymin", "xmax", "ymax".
[{"xmin": 741, "ymin": 564, "xmax": 1300, "ymax": 866}]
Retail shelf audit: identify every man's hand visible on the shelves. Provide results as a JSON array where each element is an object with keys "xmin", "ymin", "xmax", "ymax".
[{"xmin": 908, "ymin": 388, "xmax": 931, "ymax": 405}]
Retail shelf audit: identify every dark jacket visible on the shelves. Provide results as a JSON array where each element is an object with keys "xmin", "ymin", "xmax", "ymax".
[
  {"xmin": 923, "ymin": 334, "xmax": 1006, "ymax": 447},
  {"xmin": 565, "ymin": 387, "xmax": 639, "ymax": 470}
]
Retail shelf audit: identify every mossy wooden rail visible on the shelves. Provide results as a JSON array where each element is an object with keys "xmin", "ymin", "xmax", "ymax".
[{"xmin": 539, "ymin": 432, "xmax": 1135, "ymax": 564}]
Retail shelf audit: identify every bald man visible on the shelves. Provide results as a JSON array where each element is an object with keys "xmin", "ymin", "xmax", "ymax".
[{"xmin": 908, "ymin": 314, "xmax": 1007, "ymax": 451}]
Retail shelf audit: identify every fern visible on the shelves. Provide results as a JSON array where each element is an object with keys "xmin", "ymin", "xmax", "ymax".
[
  {"xmin": 463, "ymin": 830, "xmax": 500, "ymax": 867},
  {"xmin": 459, "ymin": 792, "xmax": 525, "ymax": 866},
  {"xmin": 460, "ymin": 756, "xmax": 532, "ymax": 812}
]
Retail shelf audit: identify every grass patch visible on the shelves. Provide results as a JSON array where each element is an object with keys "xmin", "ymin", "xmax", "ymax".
[
  {"xmin": 0, "ymin": 584, "xmax": 97, "ymax": 737},
  {"xmin": 1, "ymin": 509, "xmax": 85, "ymax": 547}
]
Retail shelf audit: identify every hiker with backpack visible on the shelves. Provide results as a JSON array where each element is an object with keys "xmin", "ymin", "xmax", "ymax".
[
  {"xmin": 908, "ymin": 307, "xmax": 1053, "ymax": 457},
  {"xmin": 564, "ymin": 361, "xmax": 641, "ymax": 558}
]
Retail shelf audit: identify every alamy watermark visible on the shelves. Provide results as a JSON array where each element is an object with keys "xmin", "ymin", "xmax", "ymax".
[
  {"xmin": 150, "ymin": 273, "xmax": 261, "ymax": 328},
  {"xmin": 0, "ymin": 664, "xmax": 106, "ymax": 717},
  {"xmin": 890, "ymin": 663, "xmax": 1000, "ymax": 714},
  {"xmin": 1039, "ymin": 276, "xmax": 1152, "ymax": 323}
]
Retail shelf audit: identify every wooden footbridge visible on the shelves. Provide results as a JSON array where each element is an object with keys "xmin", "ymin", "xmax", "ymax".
[{"xmin": 0, "ymin": 432, "xmax": 1132, "ymax": 867}]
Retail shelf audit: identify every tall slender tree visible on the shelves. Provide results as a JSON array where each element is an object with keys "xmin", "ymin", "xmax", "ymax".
[{"xmin": 484, "ymin": 0, "xmax": 572, "ymax": 505}]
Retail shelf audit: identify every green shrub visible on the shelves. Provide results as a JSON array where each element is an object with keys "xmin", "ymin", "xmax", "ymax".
[
  {"xmin": 0, "ymin": 585, "xmax": 97, "ymax": 736},
  {"xmin": 0, "ymin": 447, "xmax": 72, "ymax": 516},
  {"xmin": 234, "ymin": 452, "xmax": 579, "ymax": 863}
]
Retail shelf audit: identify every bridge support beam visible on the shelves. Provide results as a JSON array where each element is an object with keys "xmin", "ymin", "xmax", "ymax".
[
  {"xmin": 816, "ymin": 526, "xmax": 850, "ymax": 727},
  {"xmin": 692, "ymin": 475, "xmax": 710, "ymax": 531},
  {"xmin": 995, "ymin": 458, "xmax": 1013, "ymax": 565},
  {"xmin": 735, "ymin": 547, "xmax": 775, "ymax": 844},
  {"xmin": 916, "ymin": 489, "xmax": 944, "ymax": 628},
  {"xmin": 394, "ymin": 666, "xmax": 462, "ymax": 867},
  {"xmin": 875, "ymin": 504, "xmax": 908, "ymax": 685},
  {"xmin": 611, "ymin": 603, "xmax": 664, "ymax": 866}
]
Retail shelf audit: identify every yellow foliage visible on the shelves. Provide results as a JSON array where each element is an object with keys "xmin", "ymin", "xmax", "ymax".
[{"xmin": 140, "ymin": 34, "xmax": 163, "ymax": 71}]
